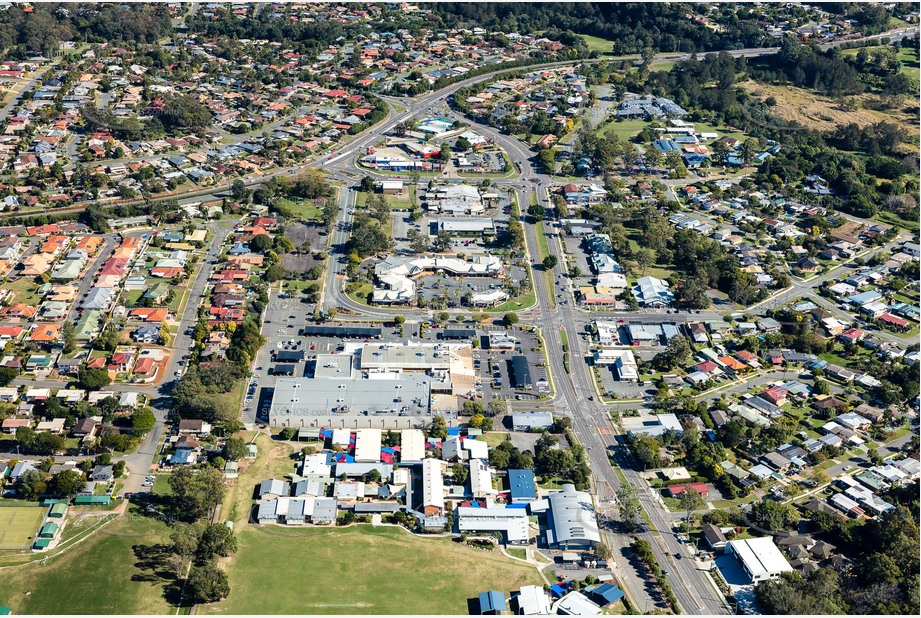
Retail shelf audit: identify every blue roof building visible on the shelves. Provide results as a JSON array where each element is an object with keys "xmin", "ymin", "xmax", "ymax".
[
  {"xmin": 587, "ymin": 583, "xmax": 625, "ymax": 606},
  {"xmin": 478, "ymin": 590, "xmax": 507, "ymax": 614},
  {"xmin": 651, "ymin": 138, "xmax": 680, "ymax": 153},
  {"xmin": 508, "ymin": 469, "xmax": 536, "ymax": 503}
]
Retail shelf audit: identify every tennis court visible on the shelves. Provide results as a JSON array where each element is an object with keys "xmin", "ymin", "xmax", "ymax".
[{"xmin": 0, "ymin": 506, "xmax": 46, "ymax": 550}]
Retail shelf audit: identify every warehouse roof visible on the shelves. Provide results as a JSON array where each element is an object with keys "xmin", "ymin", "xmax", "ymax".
[
  {"xmin": 545, "ymin": 483, "xmax": 600, "ymax": 546},
  {"xmin": 509, "ymin": 355, "xmax": 532, "ymax": 388},
  {"xmin": 728, "ymin": 537, "xmax": 793, "ymax": 579},
  {"xmin": 508, "ymin": 469, "xmax": 536, "ymax": 502}
]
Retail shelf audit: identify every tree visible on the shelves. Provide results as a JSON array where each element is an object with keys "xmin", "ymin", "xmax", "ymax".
[
  {"xmin": 62, "ymin": 321, "xmax": 76, "ymax": 354},
  {"xmin": 0, "ymin": 366, "xmax": 17, "ymax": 387},
  {"xmin": 630, "ymin": 434, "xmax": 660, "ymax": 470},
  {"xmin": 433, "ymin": 230, "xmax": 452, "ymax": 253},
  {"xmin": 451, "ymin": 461, "xmax": 469, "ymax": 484},
  {"xmin": 168, "ymin": 467, "xmax": 226, "ymax": 521},
  {"xmin": 394, "ymin": 315, "xmax": 406, "ymax": 328},
  {"xmin": 230, "ymin": 179, "xmax": 247, "ymax": 201},
  {"xmin": 427, "ymin": 415, "xmax": 448, "ymax": 440},
  {"xmin": 750, "ymin": 499, "xmax": 799, "ymax": 531},
  {"xmin": 468, "ymin": 413, "xmax": 493, "ymax": 432},
  {"xmin": 78, "ymin": 366, "xmax": 111, "ymax": 390},
  {"xmin": 542, "ymin": 255, "xmax": 558, "ymax": 270},
  {"xmin": 222, "ymin": 437, "xmax": 248, "ymax": 461},
  {"xmin": 617, "ymin": 484, "xmax": 642, "ymax": 532},
  {"xmin": 19, "ymin": 469, "xmax": 47, "ymax": 501},
  {"xmin": 527, "ymin": 203, "xmax": 545, "ymax": 219},
  {"xmin": 197, "ymin": 524, "xmax": 238, "ymax": 561},
  {"xmin": 15, "ymin": 426, "xmax": 35, "ymax": 451},
  {"xmin": 504, "ymin": 312, "xmax": 519, "ymax": 326},
  {"xmin": 162, "ymin": 94, "xmax": 213, "ymax": 131},
  {"xmin": 33, "ymin": 432, "xmax": 65, "ymax": 454},
  {"xmin": 248, "ymin": 234, "xmax": 273, "ymax": 253},
  {"xmin": 131, "ymin": 408, "xmax": 156, "ymax": 436},
  {"xmin": 49, "ymin": 469, "xmax": 86, "ymax": 496},
  {"xmin": 680, "ymin": 486, "xmax": 704, "ymax": 527},
  {"xmin": 187, "ymin": 564, "xmax": 231, "ymax": 604}
]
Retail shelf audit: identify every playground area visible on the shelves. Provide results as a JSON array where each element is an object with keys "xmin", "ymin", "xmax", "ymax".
[{"xmin": 0, "ymin": 506, "xmax": 46, "ymax": 550}]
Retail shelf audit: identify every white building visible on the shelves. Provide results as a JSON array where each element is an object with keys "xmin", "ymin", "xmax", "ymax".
[
  {"xmin": 632, "ymin": 275, "xmax": 675, "ymax": 307},
  {"xmin": 354, "ymin": 428, "xmax": 382, "ymax": 463},
  {"xmin": 594, "ymin": 321, "xmax": 620, "ymax": 347},
  {"xmin": 515, "ymin": 585, "xmax": 552, "ymax": 615},
  {"xmin": 592, "ymin": 349, "xmax": 638, "ymax": 382},
  {"xmin": 456, "ymin": 506, "xmax": 529, "ymax": 544},
  {"xmin": 469, "ymin": 458, "xmax": 497, "ymax": 498},
  {"xmin": 421, "ymin": 458, "xmax": 445, "ymax": 515},
  {"xmin": 400, "ymin": 429, "xmax": 426, "ymax": 462},
  {"xmin": 726, "ymin": 537, "xmax": 793, "ymax": 583}
]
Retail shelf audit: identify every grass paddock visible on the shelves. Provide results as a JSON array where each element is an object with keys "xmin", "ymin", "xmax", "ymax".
[{"xmin": 205, "ymin": 525, "xmax": 542, "ymax": 615}]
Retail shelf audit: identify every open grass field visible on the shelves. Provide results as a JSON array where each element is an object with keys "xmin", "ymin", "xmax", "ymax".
[
  {"xmin": 740, "ymin": 79, "xmax": 918, "ymax": 141},
  {"xmin": 598, "ymin": 119, "xmax": 649, "ymax": 141},
  {"xmin": 0, "ymin": 514, "xmax": 174, "ymax": 614},
  {"xmin": 579, "ymin": 34, "xmax": 617, "ymax": 55},
  {"xmin": 0, "ymin": 506, "xmax": 45, "ymax": 550},
  {"xmin": 204, "ymin": 525, "xmax": 542, "ymax": 615},
  {"xmin": 277, "ymin": 197, "xmax": 323, "ymax": 220}
]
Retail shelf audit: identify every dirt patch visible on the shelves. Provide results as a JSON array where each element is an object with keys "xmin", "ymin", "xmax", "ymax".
[{"xmin": 741, "ymin": 80, "xmax": 918, "ymax": 136}]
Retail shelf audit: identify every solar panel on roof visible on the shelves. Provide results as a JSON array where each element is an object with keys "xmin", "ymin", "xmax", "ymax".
[
  {"xmin": 301, "ymin": 326, "xmax": 382, "ymax": 338},
  {"xmin": 441, "ymin": 328, "xmax": 476, "ymax": 339}
]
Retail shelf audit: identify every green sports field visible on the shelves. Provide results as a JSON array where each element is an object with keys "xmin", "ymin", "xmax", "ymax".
[
  {"xmin": 206, "ymin": 525, "xmax": 543, "ymax": 615},
  {"xmin": 0, "ymin": 506, "xmax": 45, "ymax": 550}
]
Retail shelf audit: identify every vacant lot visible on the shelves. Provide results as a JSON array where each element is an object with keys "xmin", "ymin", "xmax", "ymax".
[
  {"xmin": 220, "ymin": 430, "xmax": 299, "ymax": 526},
  {"xmin": 205, "ymin": 525, "xmax": 542, "ymax": 615},
  {"xmin": 740, "ymin": 80, "xmax": 917, "ymax": 140},
  {"xmin": 0, "ymin": 514, "xmax": 174, "ymax": 614},
  {"xmin": 0, "ymin": 506, "xmax": 45, "ymax": 550},
  {"xmin": 277, "ymin": 197, "xmax": 324, "ymax": 220}
]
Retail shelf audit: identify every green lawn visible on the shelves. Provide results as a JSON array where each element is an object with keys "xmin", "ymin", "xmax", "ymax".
[
  {"xmin": 579, "ymin": 33, "xmax": 617, "ymax": 55},
  {"xmin": 479, "ymin": 432, "xmax": 510, "ymax": 448},
  {"xmin": 346, "ymin": 281, "xmax": 373, "ymax": 306},
  {"xmin": 277, "ymin": 197, "xmax": 323, "ymax": 220},
  {"xmin": 213, "ymin": 381, "xmax": 245, "ymax": 416},
  {"xmin": 205, "ymin": 525, "xmax": 542, "ymax": 615},
  {"xmin": 0, "ymin": 514, "xmax": 175, "ymax": 614},
  {"xmin": 875, "ymin": 210, "xmax": 920, "ymax": 233},
  {"xmin": 151, "ymin": 474, "xmax": 173, "ymax": 496},
  {"xmin": 599, "ymin": 119, "xmax": 649, "ymax": 142},
  {"xmin": 2, "ymin": 276, "xmax": 42, "ymax": 305},
  {"xmin": 490, "ymin": 287, "xmax": 536, "ymax": 313}
]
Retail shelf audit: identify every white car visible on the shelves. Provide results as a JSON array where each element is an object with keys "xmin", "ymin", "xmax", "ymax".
[{"xmin": 843, "ymin": 465, "xmax": 853, "ymax": 471}]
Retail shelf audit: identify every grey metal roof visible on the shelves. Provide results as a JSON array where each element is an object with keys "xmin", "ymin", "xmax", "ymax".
[{"xmin": 547, "ymin": 484, "xmax": 600, "ymax": 546}]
